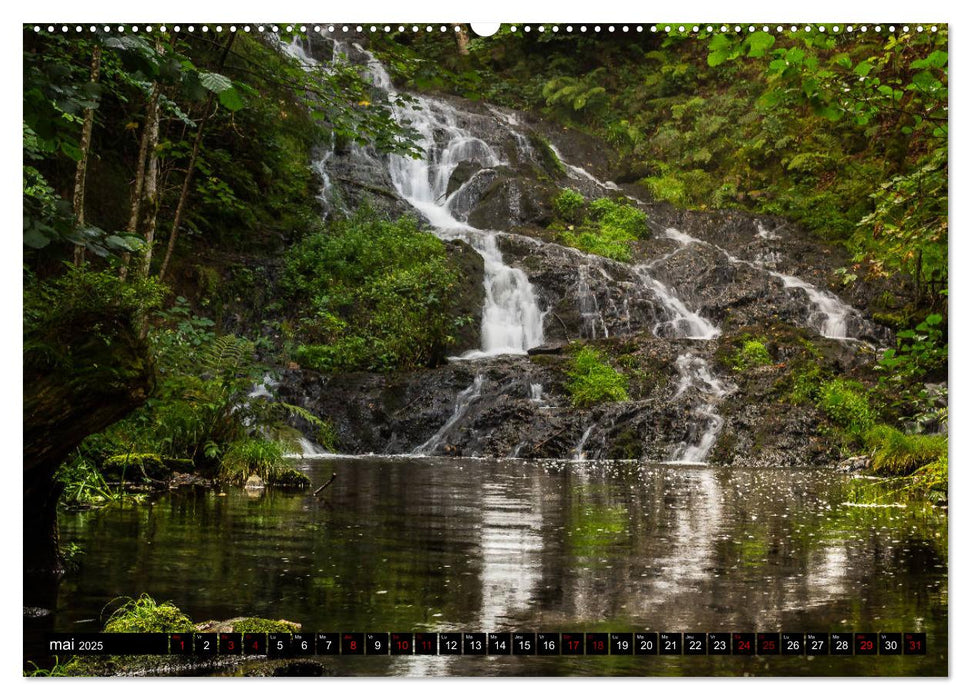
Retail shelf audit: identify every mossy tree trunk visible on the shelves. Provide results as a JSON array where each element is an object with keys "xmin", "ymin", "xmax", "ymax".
[{"xmin": 23, "ymin": 308, "xmax": 153, "ymax": 602}]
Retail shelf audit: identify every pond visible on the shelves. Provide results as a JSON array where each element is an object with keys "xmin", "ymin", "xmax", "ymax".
[{"xmin": 48, "ymin": 457, "xmax": 947, "ymax": 676}]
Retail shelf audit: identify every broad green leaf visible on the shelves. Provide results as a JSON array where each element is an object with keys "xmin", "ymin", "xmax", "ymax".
[
  {"xmin": 746, "ymin": 32, "xmax": 775, "ymax": 57},
  {"xmin": 854, "ymin": 61, "xmax": 874, "ymax": 77},
  {"xmin": 199, "ymin": 71, "xmax": 233, "ymax": 94},
  {"xmin": 217, "ymin": 87, "xmax": 245, "ymax": 112}
]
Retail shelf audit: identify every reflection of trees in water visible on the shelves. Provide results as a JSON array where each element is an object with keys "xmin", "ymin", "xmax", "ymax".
[{"xmin": 58, "ymin": 459, "xmax": 946, "ymax": 667}]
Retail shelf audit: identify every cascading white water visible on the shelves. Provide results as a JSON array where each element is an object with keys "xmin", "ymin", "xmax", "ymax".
[
  {"xmin": 345, "ymin": 46, "xmax": 545, "ymax": 357},
  {"xmin": 662, "ymin": 227, "xmax": 856, "ymax": 340},
  {"xmin": 577, "ymin": 266, "xmax": 609, "ymax": 339},
  {"xmin": 548, "ymin": 148, "xmax": 731, "ymax": 463},
  {"xmin": 412, "ymin": 374, "xmax": 484, "ymax": 456},
  {"xmin": 669, "ymin": 354, "xmax": 731, "ymax": 464},
  {"xmin": 572, "ymin": 424, "xmax": 596, "ymax": 462},
  {"xmin": 772, "ymin": 273, "xmax": 851, "ymax": 339},
  {"xmin": 635, "ymin": 266, "xmax": 720, "ymax": 340}
]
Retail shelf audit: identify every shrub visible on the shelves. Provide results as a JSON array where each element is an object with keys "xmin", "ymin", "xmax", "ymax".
[
  {"xmin": 284, "ymin": 209, "xmax": 460, "ymax": 372},
  {"xmin": 553, "ymin": 188, "xmax": 586, "ymax": 223},
  {"xmin": 219, "ymin": 437, "xmax": 288, "ymax": 484},
  {"xmin": 104, "ymin": 595, "xmax": 194, "ymax": 633},
  {"xmin": 555, "ymin": 196, "xmax": 649, "ymax": 262},
  {"xmin": 864, "ymin": 425, "xmax": 948, "ymax": 476},
  {"xmin": 817, "ymin": 379, "xmax": 875, "ymax": 439},
  {"xmin": 565, "ymin": 345, "xmax": 629, "ymax": 407},
  {"xmin": 731, "ymin": 337, "xmax": 772, "ymax": 371}
]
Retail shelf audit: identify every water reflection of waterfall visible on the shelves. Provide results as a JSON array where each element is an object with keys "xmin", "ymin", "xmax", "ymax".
[{"xmin": 477, "ymin": 477, "xmax": 545, "ymax": 630}]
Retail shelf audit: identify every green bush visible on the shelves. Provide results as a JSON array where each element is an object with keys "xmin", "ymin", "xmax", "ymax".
[
  {"xmin": 817, "ymin": 379, "xmax": 875, "ymax": 439},
  {"xmin": 104, "ymin": 595, "xmax": 194, "ymax": 633},
  {"xmin": 732, "ymin": 337, "xmax": 772, "ymax": 371},
  {"xmin": 553, "ymin": 188, "xmax": 586, "ymax": 223},
  {"xmin": 565, "ymin": 345, "xmax": 629, "ymax": 407},
  {"xmin": 284, "ymin": 209, "xmax": 460, "ymax": 372},
  {"xmin": 555, "ymin": 196, "xmax": 649, "ymax": 262},
  {"xmin": 219, "ymin": 437, "xmax": 288, "ymax": 484},
  {"xmin": 864, "ymin": 425, "xmax": 948, "ymax": 476}
]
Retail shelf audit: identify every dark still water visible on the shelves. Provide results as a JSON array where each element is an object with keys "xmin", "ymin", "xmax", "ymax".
[{"xmin": 51, "ymin": 457, "xmax": 946, "ymax": 676}]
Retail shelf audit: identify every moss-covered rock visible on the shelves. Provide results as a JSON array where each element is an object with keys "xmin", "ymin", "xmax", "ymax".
[{"xmin": 267, "ymin": 468, "xmax": 311, "ymax": 488}]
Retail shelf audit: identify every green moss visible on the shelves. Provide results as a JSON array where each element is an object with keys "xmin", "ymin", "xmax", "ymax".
[
  {"xmin": 229, "ymin": 617, "xmax": 301, "ymax": 634},
  {"xmin": 817, "ymin": 378, "xmax": 875, "ymax": 439},
  {"xmin": 269, "ymin": 467, "xmax": 312, "ymax": 488},
  {"xmin": 104, "ymin": 595, "xmax": 194, "ymax": 633},
  {"xmin": 553, "ymin": 188, "xmax": 585, "ymax": 223},
  {"xmin": 730, "ymin": 337, "xmax": 772, "ymax": 372},
  {"xmin": 552, "ymin": 195, "xmax": 649, "ymax": 262},
  {"xmin": 565, "ymin": 345, "xmax": 629, "ymax": 407}
]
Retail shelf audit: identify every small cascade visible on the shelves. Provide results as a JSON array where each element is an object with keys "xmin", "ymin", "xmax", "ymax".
[
  {"xmin": 284, "ymin": 437, "xmax": 333, "ymax": 459},
  {"xmin": 634, "ymin": 266, "xmax": 719, "ymax": 340},
  {"xmin": 345, "ymin": 45, "xmax": 546, "ymax": 357},
  {"xmin": 412, "ymin": 374, "xmax": 484, "ymax": 455},
  {"xmin": 662, "ymin": 227, "xmax": 858, "ymax": 340},
  {"xmin": 529, "ymin": 383, "xmax": 543, "ymax": 403},
  {"xmin": 771, "ymin": 273, "xmax": 851, "ymax": 339},
  {"xmin": 577, "ymin": 266, "xmax": 609, "ymax": 339},
  {"xmin": 669, "ymin": 354, "xmax": 732, "ymax": 464},
  {"xmin": 572, "ymin": 424, "xmax": 596, "ymax": 462},
  {"xmin": 547, "ymin": 143, "xmax": 622, "ymax": 191}
]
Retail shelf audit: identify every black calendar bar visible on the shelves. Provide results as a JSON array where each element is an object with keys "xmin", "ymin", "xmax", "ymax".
[{"xmin": 44, "ymin": 632, "xmax": 927, "ymax": 656}]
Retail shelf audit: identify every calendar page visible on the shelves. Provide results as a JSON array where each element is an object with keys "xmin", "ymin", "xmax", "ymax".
[{"xmin": 22, "ymin": 17, "xmax": 948, "ymax": 679}]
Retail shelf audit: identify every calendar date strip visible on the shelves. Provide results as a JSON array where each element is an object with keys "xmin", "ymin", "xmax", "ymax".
[{"xmin": 46, "ymin": 631, "xmax": 926, "ymax": 656}]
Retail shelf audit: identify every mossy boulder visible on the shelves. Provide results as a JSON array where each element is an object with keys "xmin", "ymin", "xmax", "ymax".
[
  {"xmin": 195, "ymin": 617, "xmax": 301, "ymax": 634},
  {"xmin": 268, "ymin": 468, "xmax": 311, "ymax": 488}
]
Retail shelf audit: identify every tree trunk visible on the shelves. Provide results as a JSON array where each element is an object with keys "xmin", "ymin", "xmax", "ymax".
[
  {"xmin": 137, "ymin": 89, "xmax": 162, "ymax": 280},
  {"xmin": 24, "ymin": 308, "xmax": 153, "ymax": 603},
  {"xmin": 454, "ymin": 24, "xmax": 470, "ymax": 55},
  {"xmin": 118, "ymin": 82, "xmax": 158, "ymax": 281},
  {"xmin": 71, "ymin": 44, "xmax": 102, "ymax": 266},
  {"xmin": 158, "ymin": 34, "xmax": 236, "ymax": 281}
]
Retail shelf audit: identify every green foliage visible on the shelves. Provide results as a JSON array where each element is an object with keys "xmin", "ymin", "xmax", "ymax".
[
  {"xmin": 731, "ymin": 337, "xmax": 772, "ymax": 372},
  {"xmin": 553, "ymin": 194, "xmax": 649, "ymax": 262},
  {"xmin": 817, "ymin": 379, "xmax": 875, "ymax": 440},
  {"xmin": 553, "ymin": 188, "xmax": 585, "ymax": 223},
  {"xmin": 56, "ymin": 453, "xmax": 120, "ymax": 507},
  {"xmin": 565, "ymin": 345, "xmax": 630, "ymax": 407},
  {"xmin": 874, "ymin": 313, "xmax": 947, "ymax": 427},
  {"xmin": 863, "ymin": 425, "xmax": 947, "ymax": 477},
  {"xmin": 219, "ymin": 437, "xmax": 288, "ymax": 484},
  {"xmin": 104, "ymin": 594, "xmax": 194, "ymax": 633},
  {"xmin": 284, "ymin": 209, "xmax": 461, "ymax": 372}
]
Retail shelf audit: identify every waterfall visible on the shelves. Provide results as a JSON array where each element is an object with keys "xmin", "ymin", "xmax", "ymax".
[
  {"xmin": 577, "ymin": 265, "xmax": 609, "ymax": 339},
  {"xmin": 343, "ymin": 44, "xmax": 545, "ymax": 357},
  {"xmin": 412, "ymin": 374, "xmax": 484, "ymax": 456},
  {"xmin": 635, "ymin": 266, "xmax": 720, "ymax": 340},
  {"xmin": 662, "ymin": 227, "xmax": 857, "ymax": 340},
  {"xmin": 669, "ymin": 354, "xmax": 731, "ymax": 464},
  {"xmin": 772, "ymin": 273, "xmax": 851, "ymax": 339},
  {"xmin": 530, "ymin": 383, "xmax": 543, "ymax": 403},
  {"xmin": 572, "ymin": 424, "xmax": 596, "ymax": 462}
]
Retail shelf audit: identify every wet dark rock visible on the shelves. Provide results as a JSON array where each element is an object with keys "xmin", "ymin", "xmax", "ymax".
[
  {"xmin": 837, "ymin": 455, "xmax": 872, "ymax": 473},
  {"xmin": 466, "ymin": 175, "xmax": 557, "ymax": 230},
  {"xmin": 168, "ymin": 472, "xmax": 214, "ymax": 489}
]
